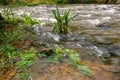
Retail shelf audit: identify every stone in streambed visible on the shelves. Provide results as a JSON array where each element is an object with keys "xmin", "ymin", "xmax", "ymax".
[{"xmin": 40, "ymin": 48, "xmax": 53, "ymax": 56}]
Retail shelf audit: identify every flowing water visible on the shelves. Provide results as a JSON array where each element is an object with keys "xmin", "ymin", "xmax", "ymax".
[{"xmin": 0, "ymin": 4, "xmax": 120, "ymax": 80}]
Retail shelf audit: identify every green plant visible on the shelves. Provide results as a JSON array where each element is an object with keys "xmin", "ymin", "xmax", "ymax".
[
  {"xmin": 13, "ymin": 1, "xmax": 30, "ymax": 6},
  {"xmin": 49, "ymin": 48, "xmax": 63, "ymax": 62},
  {"xmin": 55, "ymin": 0, "xmax": 63, "ymax": 3},
  {"xmin": 22, "ymin": 13, "xmax": 41, "ymax": 26},
  {"xmin": 0, "ymin": 46, "xmax": 36, "ymax": 80},
  {"xmin": 16, "ymin": 48, "xmax": 36, "ymax": 80},
  {"xmin": 1, "ymin": 8, "xmax": 19, "ymax": 24},
  {"xmin": 47, "ymin": 48, "xmax": 92, "ymax": 76},
  {"xmin": 0, "ymin": 45, "xmax": 18, "ymax": 56},
  {"xmin": 0, "ymin": 45, "xmax": 19, "ymax": 68},
  {"xmin": 1, "ymin": 8, "xmax": 40, "ymax": 26},
  {"xmin": 65, "ymin": 49, "xmax": 92, "ymax": 76},
  {"xmin": 18, "ymin": 72, "xmax": 32, "ymax": 80},
  {"xmin": 52, "ymin": 8, "xmax": 78, "ymax": 33},
  {"xmin": 0, "ymin": 29, "xmax": 23, "ymax": 44},
  {"xmin": 0, "ymin": 8, "xmax": 39, "ymax": 80},
  {"xmin": 17, "ymin": 49, "xmax": 36, "ymax": 69}
]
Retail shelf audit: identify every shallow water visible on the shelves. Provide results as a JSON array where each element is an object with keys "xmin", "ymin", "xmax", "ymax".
[
  {"xmin": 1, "ymin": 3, "xmax": 120, "ymax": 65},
  {"xmin": 0, "ymin": 4, "xmax": 120, "ymax": 80}
]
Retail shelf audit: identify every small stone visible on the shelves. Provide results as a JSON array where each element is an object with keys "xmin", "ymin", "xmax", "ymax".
[
  {"xmin": 94, "ymin": 36, "xmax": 112, "ymax": 44},
  {"xmin": 32, "ymin": 40, "xmax": 42, "ymax": 47},
  {"xmin": 109, "ymin": 51, "xmax": 120, "ymax": 57},
  {"xmin": 110, "ymin": 58, "xmax": 120, "ymax": 65},
  {"xmin": 102, "ymin": 65, "xmax": 120, "ymax": 73},
  {"xmin": 40, "ymin": 48, "xmax": 53, "ymax": 56}
]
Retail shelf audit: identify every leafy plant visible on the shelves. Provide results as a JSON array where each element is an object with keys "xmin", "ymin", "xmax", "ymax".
[
  {"xmin": 49, "ymin": 48, "xmax": 63, "ymax": 62},
  {"xmin": 1, "ymin": 8, "xmax": 40, "ymax": 26},
  {"xmin": 65, "ymin": 49, "xmax": 92, "ymax": 76},
  {"xmin": 0, "ymin": 45, "xmax": 36, "ymax": 80},
  {"xmin": 17, "ymin": 49, "xmax": 36, "ymax": 69},
  {"xmin": 0, "ymin": 45, "xmax": 18, "ymax": 57},
  {"xmin": 22, "ymin": 13, "xmax": 41, "ymax": 26},
  {"xmin": 0, "ymin": 45, "xmax": 19, "ymax": 68},
  {"xmin": 13, "ymin": 1, "xmax": 30, "ymax": 6},
  {"xmin": 47, "ymin": 48, "xmax": 92, "ymax": 76},
  {"xmin": 18, "ymin": 72, "xmax": 32, "ymax": 80},
  {"xmin": 52, "ymin": 7, "xmax": 78, "ymax": 33},
  {"xmin": 1, "ymin": 8, "xmax": 19, "ymax": 24},
  {"xmin": 0, "ymin": 29, "xmax": 23, "ymax": 44},
  {"xmin": 16, "ymin": 48, "xmax": 36, "ymax": 80},
  {"xmin": 0, "ymin": 8, "xmax": 39, "ymax": 80},
  {"xmin": 55, "ymin": 0, "xmax": 63, "ymax": 3}
]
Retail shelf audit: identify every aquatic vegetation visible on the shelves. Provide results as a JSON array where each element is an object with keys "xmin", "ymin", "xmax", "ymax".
[
  {"xmin": 0, "ymin": 12, "xmax": 24, "ymax": 44},
  {"xmin": 22, "ymin": 13, "xmax": 41, "ymax": 26},
  {"xmin": 0, "ymin": 45, "xmax": 19, "ymax": 68},
  {"xmin": 0, "ymin": 0, "xmax": 55, "ymax": 6},
  {"xmin": 41, "ymin": 48, "xmax": 92, "ymax": 76},
  {"xmin": 0, "ymin": 45, "xmax": 36, "ymax": 68},
  {"xmin": 13, "ymin": 0, "xmax": 40, "ymax": 6},
  {"xmin": 18, "ymin": 72, "xmax": 32, "ymax": 80},
  {"xmin": 0, "ymin": 8, "xmax": 39, "ymax": 80},
  {"xmin": 16, "ymin": 48, "xmax": 36, "ymax": 80},
  {"xmin": 0, "ymin": 29, "xmax": 23, "ymax": 44},
  {"xmin": 13, "ymin": 1, "xmax": 32, "ymax": 6},
  {"xmin": 0, "ymin": 45, "xmax": 36, "ymax": 80},
  {"xmin": 1, "ymin": 8, "xmax": 19, "ymax": 25},
  {"xmin": 0, "ymin": 3, "xmax": 119, "ymax": 80},
  {"xmin": 49, "ymin": 48, "xmax": 63, "ymax": 62},
  {"xmin": 52, "ymin": 8, "xmax": 78, "ymax": 33},
  {"xmin": 17, "ymin": 49, "xmax": 36, "ymax": 69},
  {"xmin": 65, "ymin": 49, "xmax": 92, "ymax": 76},
  {"xmin": 1, "ymin": 8, "xmax": 41, "ymax": 26}
]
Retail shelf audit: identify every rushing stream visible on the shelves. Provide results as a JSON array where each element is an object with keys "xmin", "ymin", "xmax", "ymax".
[{"xmin": 0, "ymin": 4, "xmax": 120, "ymax": 80}]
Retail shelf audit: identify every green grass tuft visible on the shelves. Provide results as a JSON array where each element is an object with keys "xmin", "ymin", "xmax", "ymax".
[{"xmin": 52, "ymin": 7, "xmax": 78, "ymax": 33}]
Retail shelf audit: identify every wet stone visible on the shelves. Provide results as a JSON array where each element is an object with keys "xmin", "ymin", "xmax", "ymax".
[
  {"xmin": 96, "ymin": 22, "xmax": 111, "ymax": 28},
  {"xmin": 109, "ymin": 51, "xmax": 120, "ymax": 57},
  {"xmin": 40, "ymin": 48, "xmax": 53, "ymax": 56},
  {"xmin": 110, "ymin": 58, "xmax": 120, "ymax": 65},
  {"xmin": 98, "ymin": 47, "xmax": 111, "ymax": 57},
  {"xmin": 94, "ymin": 36, "xmax": 120, "ymax": 44},
  {"xmin": 101, "ymin": 65, "xmax": 120, "ymax": 73},
  {"xmin": 32, "ymin": 40, "xmax": 42, "ymax": 47}
]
